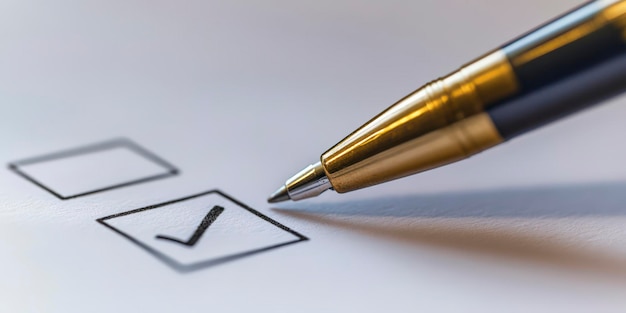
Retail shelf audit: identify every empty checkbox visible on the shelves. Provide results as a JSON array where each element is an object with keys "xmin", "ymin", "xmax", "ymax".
[{"xmin": 9, "ymin": 138, "xmax": 178, "ymax": 200}]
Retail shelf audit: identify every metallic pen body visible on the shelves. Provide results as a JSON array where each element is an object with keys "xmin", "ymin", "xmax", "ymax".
[{"xmin": 269, "ymin": 0, "xmax": 626, "ymax": 203}]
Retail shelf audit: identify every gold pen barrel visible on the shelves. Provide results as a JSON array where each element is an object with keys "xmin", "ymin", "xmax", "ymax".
[
  {"xmin": 320, "ymin": 0, "xmax": 626, "ymax": 194},
  {"xmin": 321, "ymin": 51, "xmax": 519, "ymax": 193},
  {"xmin": 268, "ymin": 0, "xmax": 626, "ymax": 203}
]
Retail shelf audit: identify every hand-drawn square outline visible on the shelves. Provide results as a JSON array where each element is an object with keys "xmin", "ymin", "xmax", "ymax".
[
  {"xmin": 96, "ymin": 190, "xmax": 308, "ymax": 273},
  {"xmin": 8, "ymin": 138, "xmax": 179, "ymax": 200}
]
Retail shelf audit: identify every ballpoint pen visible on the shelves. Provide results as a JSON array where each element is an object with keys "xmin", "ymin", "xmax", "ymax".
[{"xmin": 268, "ymin": 0, "xmax": 626, "ymax": 203}]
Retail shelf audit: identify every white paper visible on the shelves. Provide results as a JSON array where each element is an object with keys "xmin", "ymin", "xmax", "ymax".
[{"xmin": 2, "ymin": 0, "xmax": 626, "ymax": 312}]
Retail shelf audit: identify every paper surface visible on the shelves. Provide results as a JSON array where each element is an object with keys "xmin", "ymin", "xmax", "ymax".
[{"xmin": 2, "ymin": 0, "xmax": 626, "ymax": 312}]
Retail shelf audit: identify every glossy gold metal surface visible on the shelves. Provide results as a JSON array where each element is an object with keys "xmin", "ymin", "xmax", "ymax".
[
  {"xmin": 324, "ymin": 113, "xmax": 503, "ymax": 192},
  {"xmin": 321, "ymin": 51, "xmax": 517, "ymax": 193},
  {"xmin": 602, "ymin": 0, "xmax": 626, "ymax": 39},
  {"xmin": 511, "ymin": 15, "xmax": 607, "ymax": 67},
  {"xmin": 511, "ymin": 0, "xmax": 626, "ymax": 67}
]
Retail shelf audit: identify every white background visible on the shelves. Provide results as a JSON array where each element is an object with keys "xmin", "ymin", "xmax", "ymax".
[{"xmin": 1, "ymin": 0, "xmax": 626, "ymax": 312}]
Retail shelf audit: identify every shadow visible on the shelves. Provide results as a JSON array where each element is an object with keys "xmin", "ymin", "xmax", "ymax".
[
  {"xmin": 273, "ymin": 182, "xmax": 626, "ymax": 278},
  {"xmin": 276, "ymin": 182, "xmax": 626, "ymax": 218}
]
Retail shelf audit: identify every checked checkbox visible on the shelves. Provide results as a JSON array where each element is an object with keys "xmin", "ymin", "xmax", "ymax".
[{"xmin": 97, "ymin": 190, "xmax": 308, "ymax": 272}]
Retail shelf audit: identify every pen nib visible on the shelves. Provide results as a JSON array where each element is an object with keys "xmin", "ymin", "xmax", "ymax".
[{"xmin": 267, "ymin": 185, "xmax": 290, "ymax": 203}]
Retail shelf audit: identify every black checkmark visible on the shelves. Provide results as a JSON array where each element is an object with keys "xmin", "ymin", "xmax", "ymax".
[{"xmin": 155, "ymin": 205, "xmax": 225, "ymax": 247}]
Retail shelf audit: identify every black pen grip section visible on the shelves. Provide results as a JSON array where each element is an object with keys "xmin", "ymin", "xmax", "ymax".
[{"xmin": 488, "ymin": 53, "xmax": 626, "ymax": 139}]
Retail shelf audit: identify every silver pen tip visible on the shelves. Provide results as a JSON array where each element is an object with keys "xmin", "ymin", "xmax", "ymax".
[{"xmin": 267, "ymin": 185, "xmax": 290, "ymax": 203}]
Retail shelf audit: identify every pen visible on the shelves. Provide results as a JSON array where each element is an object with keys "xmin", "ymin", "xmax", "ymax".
[{"xmin": 268, "ymin": 0, "xmax": 626, "ymax": 203}]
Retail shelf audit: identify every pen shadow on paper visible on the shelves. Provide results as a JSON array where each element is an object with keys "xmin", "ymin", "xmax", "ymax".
[{"xmin": 273, "ymin": 182, "xmax": 626, "ymax": 278}]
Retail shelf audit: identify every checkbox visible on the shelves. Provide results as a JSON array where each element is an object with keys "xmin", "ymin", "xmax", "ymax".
[
  {"xmin": 97, "ymin": 190, "xmax": 308, "ymax": 272},
  {"xmin": 8, "ymin": 138, "xmax": 178, "ymax": 200}
]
